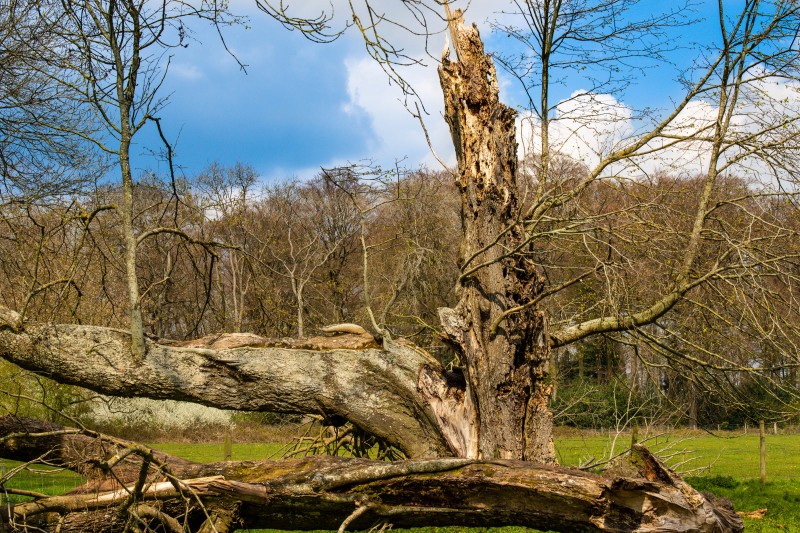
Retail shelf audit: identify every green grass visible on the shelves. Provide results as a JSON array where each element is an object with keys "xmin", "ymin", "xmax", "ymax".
[
  {"xmin": 0, "ymin": 464, "xmax": 82, "ymax": 502},
  {"xmin": 554, "ymin": 430, "xmax": 800, "ymax": 480},
  {"xmin": 3, "ymin": 430, "xmax": 800, "ymax": 531},
  {"xmin": 149, "ymin": 430, "xmax": 800, "ymax": 481},
  {"xmin": 688, "ymin": 476, "xmax": 800, "ymax": 533},
  {"xmin": 149, "ymin": 441, "xmax": 288, "ymax": 462}
]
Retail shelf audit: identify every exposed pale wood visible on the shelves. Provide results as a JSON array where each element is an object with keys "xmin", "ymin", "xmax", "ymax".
[
  {"xmin": 320, "ymin": 323, "xmax": 371, "ymax": 336},
  {"xmin": 0, "ymin": 307, "xmax": 22, "ymax": 332},
  {"xmin": 7, "ymin": 476, "xmax": 222, "ymax": 516},
  {"xmin": 163, "ymin": 331, "xmax": 379, "ymax": 350}
]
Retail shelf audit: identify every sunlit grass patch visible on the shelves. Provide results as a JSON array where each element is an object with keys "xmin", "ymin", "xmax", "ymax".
[
  {"xmin": 148, "ymin": 441, "xmax": 288, "ymax": 462},
  {"xmin": 554, "ymin": 430, "xmax": 800, "ymax": 480},
  {"xmin": 688, "ymin": 476, "xmax": 800, "ymax": 533},
  {"xmin": 0, "ymin": 462, "xmax": 82, "ymax": 504}
]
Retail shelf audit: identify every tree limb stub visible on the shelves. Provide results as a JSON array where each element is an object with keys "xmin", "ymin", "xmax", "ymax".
[{"xmin": 0, "ymin": 417, "xmax": 742, "ymax": 532}]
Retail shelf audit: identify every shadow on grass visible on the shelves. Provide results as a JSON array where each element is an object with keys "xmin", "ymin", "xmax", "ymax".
[{"xmin": 687, "ymin": 476, "xmax": 800, "ymax": 533}]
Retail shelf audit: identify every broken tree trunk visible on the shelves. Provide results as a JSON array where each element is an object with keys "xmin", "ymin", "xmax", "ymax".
[
  {"xmin": 437, "ymin": 9, "xmax": 555, "ymax": 461},
  {"xmin": 0, "ymin": 417, "xmax": 742, "ymax": 532},
  {"xmin": 0, "ymin": 9, "xmax": 746, "ymax": 532}
]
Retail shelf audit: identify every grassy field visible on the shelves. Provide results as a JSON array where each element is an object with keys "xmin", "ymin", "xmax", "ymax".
[
  {"xmin": 2, "ymin": 430, "xmax": 799, "ymax": 531},
  {"xmin": 555, "ymin": 430, "xmax": 800, "ymax": 479},
  {"xmin": 152, "ymin": 430, "xmax": 800, "ymax": 479}
]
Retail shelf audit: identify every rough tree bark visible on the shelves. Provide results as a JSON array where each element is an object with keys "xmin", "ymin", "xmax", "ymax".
[
  {"xmin": 437, "ymin": 8, "xmax": 554, "ymax": 462},
  {"xmin": 0, "ymin": 315, "xmax": 452, "ymax": 458},
  {"xmin": 1, "ymin": 417, "xmax": 742, "ymax": 532},
  {"xmin": 0, "ymin": 12, "xmax": 743, "ymax": 533}
]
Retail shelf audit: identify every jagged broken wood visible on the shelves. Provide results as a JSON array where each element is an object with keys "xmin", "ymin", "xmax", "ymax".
[{"xmin": 0, "ymin": 417, "xmax": 742, "ymax": 532}]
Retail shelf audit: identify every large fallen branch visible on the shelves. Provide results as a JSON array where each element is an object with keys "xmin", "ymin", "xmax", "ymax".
[
  {"xmin": 0, "ymin": 417, "xmax": 742, "ymax": 532},
  {"xmin": 0, "ymin": 310, "xmax": 457, "ymax": 458}
]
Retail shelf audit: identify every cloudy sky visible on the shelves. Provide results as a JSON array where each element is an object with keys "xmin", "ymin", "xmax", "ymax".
[{"xmin": 131, "ymin": 1, "xmax": 731, "ymax": 182}]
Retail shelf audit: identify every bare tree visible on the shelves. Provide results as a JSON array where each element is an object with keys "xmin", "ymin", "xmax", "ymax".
[
  {"xmin": 368, "ymin": 168, "xmax": 460, "ymax": 347},
  {"xmin": 485, "ymin": 0, "xmax": 800, "ymax": 419},
  {"xmin": 249, "ymin": 179, "xmax": 356, "ymax": 338},
  {"xmin": 0, "ymin": 0, "xmax": 102, "ymax": 203},
  {"xmin": 195, "ymin": 162, "xmax": 258, "ymax": 333},
  {"xmin": 31, "ymin": 0, "xmax": 242, "ymax": 357}
]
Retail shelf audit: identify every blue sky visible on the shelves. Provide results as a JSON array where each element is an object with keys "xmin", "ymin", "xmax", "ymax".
[
  {"xmin": 130, "ymin": 1, "xmax": 731, "ymax": 183},
  {"xmin": 135, "ymin": 5, "xmax": 374, "ymax": 180}
]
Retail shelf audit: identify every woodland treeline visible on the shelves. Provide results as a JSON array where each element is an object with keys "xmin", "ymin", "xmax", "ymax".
[{"xmin": 3, "ymin": 158, "xmax": 797, "ymax": 430}]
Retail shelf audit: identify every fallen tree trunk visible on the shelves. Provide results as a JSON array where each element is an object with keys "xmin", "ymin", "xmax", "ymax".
[
  {"xmin": 0, "ymin": 417, "xmax": 742, "ymax": 532},
  {"xmin": 0, "ymin": 315, "xmax": 456, "ymax": 458}
]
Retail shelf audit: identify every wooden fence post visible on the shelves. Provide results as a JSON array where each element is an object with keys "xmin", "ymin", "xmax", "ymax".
[
  {"xmin": 224, "ymin": 428, "xmax": 233, "ymax": 461},
  {"xmin": 759, "ymin": 420, "xmax": 766, "ymax": 486}
]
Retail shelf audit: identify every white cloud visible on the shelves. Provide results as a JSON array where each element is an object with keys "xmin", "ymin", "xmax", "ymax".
[
  {"xmin": 627, "ymin": 72, "xmax": 800, "ymax": 180},
  {"xmin": 170, "ymin": 63, "xmax": 204, "ymax": 81},
  {"xmin": 515, "ymin": 72, "xmax": 800, "ymax": 184},
  {"xmin": 343, "ymin": 55, "xmax": 455, "ymax": 170},
  {"xmin": 556, "ymin": 92, "xmax": 635, "ymax": 162},
  {"xmin": 629, "ymin": 100, "xmax": 718, "ymax": 177},
  {"xmin": 517, "ymin": 91, "xmax": 635, "ymax": 169},
  {"xmin": 339, "ymin": 1, "xmax": 519, "ymax": 171}
]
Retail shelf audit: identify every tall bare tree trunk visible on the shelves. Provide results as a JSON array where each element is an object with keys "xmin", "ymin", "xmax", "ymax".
[
  {"xmin": 112, "ymin": 0, "xmax": 146, "ymax": 359},
  {"xmin": 120, "ymin": 116, "xmax": 146, "ymax": 359},
  {"xmin": 292, "ymin": 277, "xmax": 305, "ymax": 338},
  {"xmin": 438, "ymin": 11, "xmax": 554, "ymax": 462}
]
